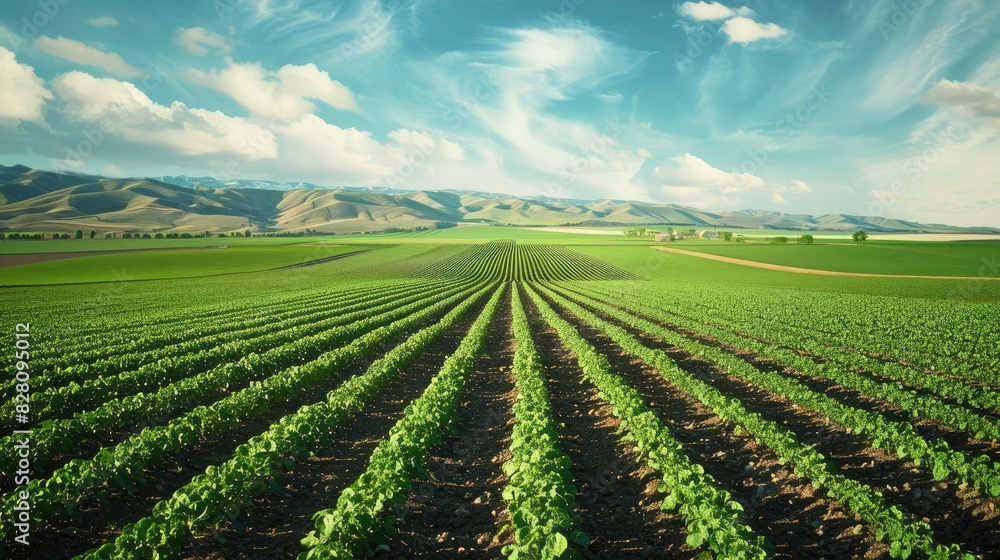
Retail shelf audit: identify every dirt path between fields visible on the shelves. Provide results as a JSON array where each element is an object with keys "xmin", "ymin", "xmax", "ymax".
[{"xmin": 652, "ymin": 246, "xmax": 1000, "ymax": 280}]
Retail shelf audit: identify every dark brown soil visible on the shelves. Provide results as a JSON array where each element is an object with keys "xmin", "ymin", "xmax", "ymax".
[
  {"xmin": 557, "ymin": 288, "xmax": 1000, "ymax": 557},
  {"xmin": 179, "ymin": 293, "xmax": 492, "ymax": 559},
  {"xmin": 378, "ymin": 286, "xmax": 517, "ymax": 559},
  {"xmin": 523, "ymin": 288, "xmax": 695, "ymax": 559},
  {"xmin": 0, "ymin": 286, "xmax": 448, "ymax": 491},
  {"xmin": 535, "ymin": 288, "xmax": 883, "ymax": 560},
  {"xmin": 18, "ymin": 295, "xmax": 483, "ymax": 560}
]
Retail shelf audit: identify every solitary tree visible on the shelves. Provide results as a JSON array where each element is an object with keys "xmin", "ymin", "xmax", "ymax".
[
  {"xmin": 852, "ymin": 229, "xmax": 868, "ymax": 244},
  {"xmin": 75, "ymin": 229, "xmax": 83, "ymax": 239},
  {"xmin": 721, "ymin": 231, "xmax": 733, "ymax": 242},
  {"xmin": 798, "ymin": 234, "xmax": 814, "ymax": 245},
  {"xmin": 89, "ymin": 230, "xmax": 96, "ymax": 239},
  {"xmin": 244, "ymin": 229, "xmax": 251, "ymax": 238}
]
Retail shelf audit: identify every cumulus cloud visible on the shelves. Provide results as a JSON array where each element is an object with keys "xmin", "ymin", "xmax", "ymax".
[
  {"xmin": 0, "ymin": 46, "xmax": 52, "ymax": 124},
  {"xmin": 790, "ymin": 179, "xmax": 811, "ymax": 192},
  {"xmin": 34, "ymin": 36, "xmax": 146, "ymax": 77},
  {"xmin": 770, "ymin": 192, "xmax": 789, "ymax": 205},
  {"xmin": 271, "ymin": 115, "xmax": 403, "ymax": 183},
  {"xmin": 388, "ymin": 129, "xmax": 465, "ymax": 161},
  {"xmin": 176, "ymin": 27, "xmax": 234, "ymax": 56},
  {"xmin": 51, "ymin": 71, "xmax": 277, "ymax": 159},
  {"xmin": 677, "ymin": 2, "xmax": 752, "ymax": 21},
  {"xmin": 651, "ymin": 153, "xmax": 764, "ymax": 191},
  {"xmin": 189, "ymin": 59, "xmax": 357, "ymax": 119},
  {"xmin": 86, "ymin": 17, "xmax": 119, "ymax": 27},
  {"xmin": 721, "ymin": 17, "xmax": 788, "ymax": 43},
  {"xmin": 920, "ymin": 80, "xmax": 1000, "ymax": 125},
  {"xmin": 676, "ymin": 4, "xmax": 786, "ymax": 45}
]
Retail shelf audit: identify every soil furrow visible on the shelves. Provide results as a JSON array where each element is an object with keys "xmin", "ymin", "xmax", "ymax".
[
  {"xmin": 28, "ymin": 295, "xmax": 481, "ymax": 560},
  {"xmin": 181, "ymin": 293, "xmax": 492, "ymax": 559},
  {"xmin": 378, "ymin": 286, "xmax": 516, "ymax": 559},
  {"xmin": 539, "ymin": 288, "xmax": 882, "ymax": 560},
  {"xmin": 523, "ymin": 288, "xmax": 692, "ymax": 559},
  {"xmin": 574, "ymin": 295, "xmax": 1000, "ymax": 557}
]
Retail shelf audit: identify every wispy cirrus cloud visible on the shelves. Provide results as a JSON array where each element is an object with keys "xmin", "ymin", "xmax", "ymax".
[
  {"xmin": 176, "ymin": 27, "xmax": 235, "ymax": 56},
  {"xmin": 34, "ymin": 35, "xmax": 146, "ymax": 77},
  {"xmin": 85, "ymin": 16, "xmax": 119, "ymax": 27}
]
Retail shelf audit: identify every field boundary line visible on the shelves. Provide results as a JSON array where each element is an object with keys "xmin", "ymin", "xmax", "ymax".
[{"xmin": 652, "ymin": 246, "xmax": 1000, "ymax": 280}]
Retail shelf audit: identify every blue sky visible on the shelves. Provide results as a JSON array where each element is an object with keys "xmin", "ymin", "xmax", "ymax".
[{"xmin": 1, "ymin": 0, "xmax": 999, "ymax": 226}]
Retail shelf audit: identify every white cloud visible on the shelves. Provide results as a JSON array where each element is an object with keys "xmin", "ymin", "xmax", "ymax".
[
  {"xmin": 189, "ymin": 60, "xmax": 357, "ymax": 119},
  {"xmin": 790, "ymin": 179, "xmax": 812, "ymax": 193},
  {"xmin": 721, "ymin": 17, "xmax": 788, "ymax": 43},
  {"xmin": 272, "ymin": 115, "xmax": 403, "ymax": 183},
  {"xmin": 86, "ymin": 17, "xmax": 119, "ymax": 27},
  {"xmin": 175, "ymin": 27, "xmax": 234, "ymax": 56},
  {"xmin": 920, "ymin": 79, "xmax": 1000, "ymax": 125},
  {"xmin": 0, "ymin": 46, "xmax": 52, "ymax": 124},
  {"xmin": 51, "ymin": 71, "xmax": 276, "ymax": 160},
  {"xmin": 677, "ymin": 2, "xmax": 752, "ymax": 21},
  {"xmin": 652, "ymin": 153, "xmax": 764, "ymax": 191},
  {"xmin": 770, "ymin": 192, "xmax": 789, "ymax": 205},
  {"xmin": 34, "ymin": 36, "xmax": 146, "ymax": 77},
  {"xmin": 387, "ymin": 129, "xmax": 465, "ymax": 161}
]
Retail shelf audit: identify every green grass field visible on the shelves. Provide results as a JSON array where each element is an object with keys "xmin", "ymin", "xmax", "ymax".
[
  {"xmin": 0, "ymin": 244, "xmax": 364, "ymax": 286},
  {"xmin": 670, "ymin": 242, "xmax": 1000, "ymax": 277},
  {"xmin": 0, "ymin": 236, "xmax": 313, "ymax": 254}
]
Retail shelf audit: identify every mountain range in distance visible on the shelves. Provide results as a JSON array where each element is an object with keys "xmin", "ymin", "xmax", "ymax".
[{"xmin": 0, "ymin": 164, "xmax": 996, "ymax": 235}]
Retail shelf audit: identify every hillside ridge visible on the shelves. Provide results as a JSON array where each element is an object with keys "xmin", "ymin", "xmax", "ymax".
[{"xmin": 1, "ymin": 165, "xmax": 996, "ymax": 234}]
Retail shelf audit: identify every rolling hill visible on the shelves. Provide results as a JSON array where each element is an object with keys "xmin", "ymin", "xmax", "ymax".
[{"xmin": 0, "ymin": 164, "xmax": 996, "ymax": 234}]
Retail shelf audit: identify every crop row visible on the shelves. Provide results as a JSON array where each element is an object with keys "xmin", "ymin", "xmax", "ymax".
[
  {"xmin": 501, "ymin": 284, "xmax": 588, "ymax": 560},
  {"xmin": 75, "ymin": 284, "xmax": 497, "ymax": 560},
  {"xmin": 525, "ymin": 284, "xmax": 769, "ymax": 560},
  {"xmin": 566, "ymin": 284, "xmax": 1000, "ymax": 497},
  {"xmin": 538, "ymin": 284, "xmax": 975, "ymax": 559},
  {"xmin": 0, "ymin": 282, "xmax": 474, "ymax": 476},
  {"xmin": 0, "ymin": 282, "xmax": 485, "ymax": 540},
  {"xmin": 1, "ymin": 281, "xmax": 441, "ymax": 424},
  {"xmin": 298, "ymin": 284, "xmax": 506, "ymax": 559},
  {"xmin": 418, "ymin": 241, "xmax": 640, "ymax": 282}
]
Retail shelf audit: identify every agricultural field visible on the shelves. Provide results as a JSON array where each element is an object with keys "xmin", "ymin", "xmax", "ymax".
[
  {"xmin": 669, "ymin": 242, "xmax": 1000, "ymax": 277},
  {"xmin": 1, "ymin": 232, "xmax": 999, "ymax": 560}
]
